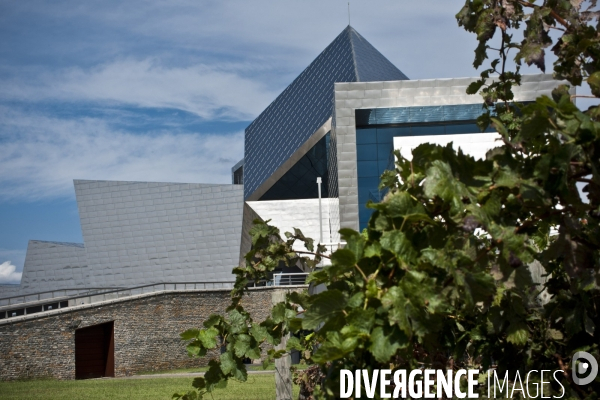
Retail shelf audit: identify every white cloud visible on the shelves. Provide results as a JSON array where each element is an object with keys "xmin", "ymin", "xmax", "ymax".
[
  {"xmin": 0, "ymin": 249, "xmax": 26, "ymax": 272},
  {"xmin": 0, "ymin": 106, "xmax": 244, "ymax": 201},
  {"xmin": 0, "ymin": 0, "xmax": 554, "ymax": 204},
  {"xmin": 1, "ymin": 60, "xmax": 280, "ymax": 121},
  {"xmin": 1, "ymin": 1, "xmax": 548, "ymax": 106},
  {"xmin": 1, "ymin": 1, "xmax": 480, "ymax": 85},
  {"xmin": 0, "ymin": 261, "xmax": 22, "ymax": 285}
]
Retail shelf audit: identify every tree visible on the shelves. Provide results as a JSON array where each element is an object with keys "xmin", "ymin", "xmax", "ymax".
[{"xmin": 174, "ymin": 1, "xmax": 600, "ymax": 399}]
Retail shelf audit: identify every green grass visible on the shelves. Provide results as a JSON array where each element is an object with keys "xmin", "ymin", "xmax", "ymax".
[
  {"xmin": 138, "ymin": 363, "xmax": 276, "ymax": 375},
  {"xmin": 0, "ymin": 374, "xmax": 299, "ymax": 400},
  {"xmin": 137, "ymin": 366, "xmax": 211, "ymax": 375},
  {"xmin": 138, "ymin": 362, "xmax": 308, "ymax": 376}
]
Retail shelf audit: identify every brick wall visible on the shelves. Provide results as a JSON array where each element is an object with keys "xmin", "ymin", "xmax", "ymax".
[{"xmin": 0, "ymin": 287, "xmax": 301, "ymax": 381}]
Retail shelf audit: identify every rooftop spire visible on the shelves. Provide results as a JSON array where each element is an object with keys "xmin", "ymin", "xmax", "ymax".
[{"xmin": 348, "ymin": 2, "xmax": 351, "ymax": 26}]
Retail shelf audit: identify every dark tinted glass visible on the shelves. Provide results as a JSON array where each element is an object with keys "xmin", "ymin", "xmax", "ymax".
[
  {"xmin": 260, "ymin": 133, "xmax": 330, "ymax": 200},
  {"xmin": 233, "ymin": 165, "xmax": 244, "ymax": 185},
  {"xmin": 355, "ymin": 103, "xmax": 497, "ymax": 230}
]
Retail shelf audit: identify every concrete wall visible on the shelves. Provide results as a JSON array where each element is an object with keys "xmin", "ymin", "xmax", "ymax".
[
  {"xmin": 0, "ymin": 287, "xmax": 302, "ymax": 381},
  {"xmin": 247, "ymin": 199, "xmax": 332, "ymax": 249}
]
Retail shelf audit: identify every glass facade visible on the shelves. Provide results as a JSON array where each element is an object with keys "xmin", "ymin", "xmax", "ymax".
[
  {"xmin": 355, "ymin": 105, "xmax": 495, "ymax": 230},
  {"xmin": 260, "ymin": 133, "xmax": 330, "ymax": 201}
]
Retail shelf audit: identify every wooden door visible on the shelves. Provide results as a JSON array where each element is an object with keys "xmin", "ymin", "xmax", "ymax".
[{"xmin": 75, "ymin": 321, "xmax": 114, "ymax": 379}]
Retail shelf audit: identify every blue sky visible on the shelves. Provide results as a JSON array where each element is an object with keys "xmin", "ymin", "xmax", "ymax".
[{"xmin": 0, "ymin": 0, "xmax": 567, "ymax": 284}]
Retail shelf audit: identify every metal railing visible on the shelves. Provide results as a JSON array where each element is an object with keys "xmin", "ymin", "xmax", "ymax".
[
  {"xmin": 0, "ymin": 245, "xmax": 339, "ymax": 321},
  {"xmin": 0, "ymin": 275, "xmax": 314, "ymax": 322},
  {"xmin": 0, "ymin": 281, "xmax": 235, "ymax": 321},
  {"xmin": 0, "ymin": 287, "xmax": 122, "ymax": 307},
  {"xmin": 273, "ymin": 273, "xmax": 309, "ymax": 286},
  {"xmin": 0, "ymin": 244, "xmax": 345, "ymax": 308},
  {"xmin": 62, "ymin": 281, "xmax": 236, "ymax": 308}
]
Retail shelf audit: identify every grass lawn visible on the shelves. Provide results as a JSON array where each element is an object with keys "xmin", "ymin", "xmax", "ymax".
[
  {"xmin": 138, "ymin": 363, "xmax": 277, "ymax": 375},
  {"xmin": 0, "ymin": 374, "xmax": 299, "ymax": 400},
  {"xmin": 138, "ymin": 363, "xmax": 307, "ymax": 376}
]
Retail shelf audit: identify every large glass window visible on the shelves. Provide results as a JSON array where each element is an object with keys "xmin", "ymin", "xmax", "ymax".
[
  {"xmin": 260, "ymin": 133, "xmax": 330, "ymax": 200},
  {"xmin": 355, "ymin": 105, "xmax": 495, "ymax": 230}
]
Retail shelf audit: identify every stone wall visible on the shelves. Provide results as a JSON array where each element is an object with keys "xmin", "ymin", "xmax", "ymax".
[{"xmin": 0, "ymin": 287, "xmax": 302, "ymax": 381}]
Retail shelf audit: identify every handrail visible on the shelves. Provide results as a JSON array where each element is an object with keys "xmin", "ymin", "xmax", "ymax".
[
  {"xmin": 271, "ymin": 272, "xmax": 309, "ymax": 286},
  {"xmin": 59, "ymin": 281, "xmax": 235, "ymax": 302},
  {"xmin": 273, "ymin": 272, "xmax": 308, "ymax": 275},
  {"xmin": 0, "ymin": 281, "xmax": 237, "ymax": 321},
  {"xmin": 0, "ymin": 278, "xmax": 310, "ymax": 321},
  {"xmin": 0, "ymin": 281, "xmax": 235, "ymax": 309},
  {"xmin": 0, "ymin": 287, "xmax": 125, "ymax": 303},
  {"xmin": 0, "ymin": 247, "xmax": 345, "ymax": 306}
]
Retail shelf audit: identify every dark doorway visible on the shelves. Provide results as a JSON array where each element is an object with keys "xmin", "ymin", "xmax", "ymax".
[{"xmin": 75, "ymin": 321, "xmax": 114, "ymax": 379}]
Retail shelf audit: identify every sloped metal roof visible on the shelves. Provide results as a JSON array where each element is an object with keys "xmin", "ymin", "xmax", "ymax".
[
  {"xmin": 0, "ymin": 240, "xmax": 89, "ymax": 297},
  {"xmin": 243, "ymin": 26, "xmax": 408, "ymax": 200},
  {"xmin": 74, "ymin": 180, "xmax": 244, "ymax": 288}
]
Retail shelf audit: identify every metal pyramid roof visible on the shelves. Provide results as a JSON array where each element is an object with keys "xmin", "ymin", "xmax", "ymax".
[{"xmin": 243, "ymin": 26, "xmax": 408, "ymax": 200}]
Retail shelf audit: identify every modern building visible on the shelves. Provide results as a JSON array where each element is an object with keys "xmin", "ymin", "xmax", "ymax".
[
  {"xmin": 1, "ymin": 22, "xmax": 569, "ymax": 307},
  {"xmin": 0, "ymin": 25, "xmax": 570, "ymax": 380},
  {"xmin": 239, "ymin": 27, "xmax": 565, "ymax": 239}
]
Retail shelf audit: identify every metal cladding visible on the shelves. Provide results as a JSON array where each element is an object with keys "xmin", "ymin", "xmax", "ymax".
[
  {"xmin": 0, "ymin": 181, "xmax": 244, "ymax": 299},
  {"xmin": 243, "ymin": 25, "xmax": 408, "ymax": 200},
  {"xmin": 0, "ymin": 241, "xmax": 88, "ymax": 297},
  {"xmin": 74, "ymin": 180, "xmax": 244, "ymax": 288}
]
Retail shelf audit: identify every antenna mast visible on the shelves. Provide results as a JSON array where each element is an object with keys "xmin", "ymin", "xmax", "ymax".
[{"xmin": 348, "ymin": 2, "xmax": 351, "ymax": 25}]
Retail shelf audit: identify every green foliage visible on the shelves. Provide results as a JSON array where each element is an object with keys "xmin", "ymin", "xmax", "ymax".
[{"xmin": 176, "ymin": 2, "xmax": 600, "ymax": 399}]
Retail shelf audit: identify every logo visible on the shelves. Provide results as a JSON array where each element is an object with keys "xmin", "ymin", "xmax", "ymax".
[{"xmin": 572, "ymin": 351, "xmax": 598, "ymax": 385}]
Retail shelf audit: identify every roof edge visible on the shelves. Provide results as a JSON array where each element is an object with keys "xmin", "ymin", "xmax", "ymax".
[
  {"xmin": 346, "ymin": 25, "xmax": 360, "ymax": 82},
  {"xmin": 73, "ymin": 179, "xmax": 239, "ymax": 188},
  {"xmin": 245, "ymin": 118, "xmax": 332, "ymax": 201},
  {"xmin": 28, "ymin": 240, "xmax": 85, "ymax": 248}
]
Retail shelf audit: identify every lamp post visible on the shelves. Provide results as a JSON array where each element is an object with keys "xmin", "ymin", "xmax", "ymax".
[{"xmin": 316, "ymin": 177, "xmax": 323, "ymax": 244}]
